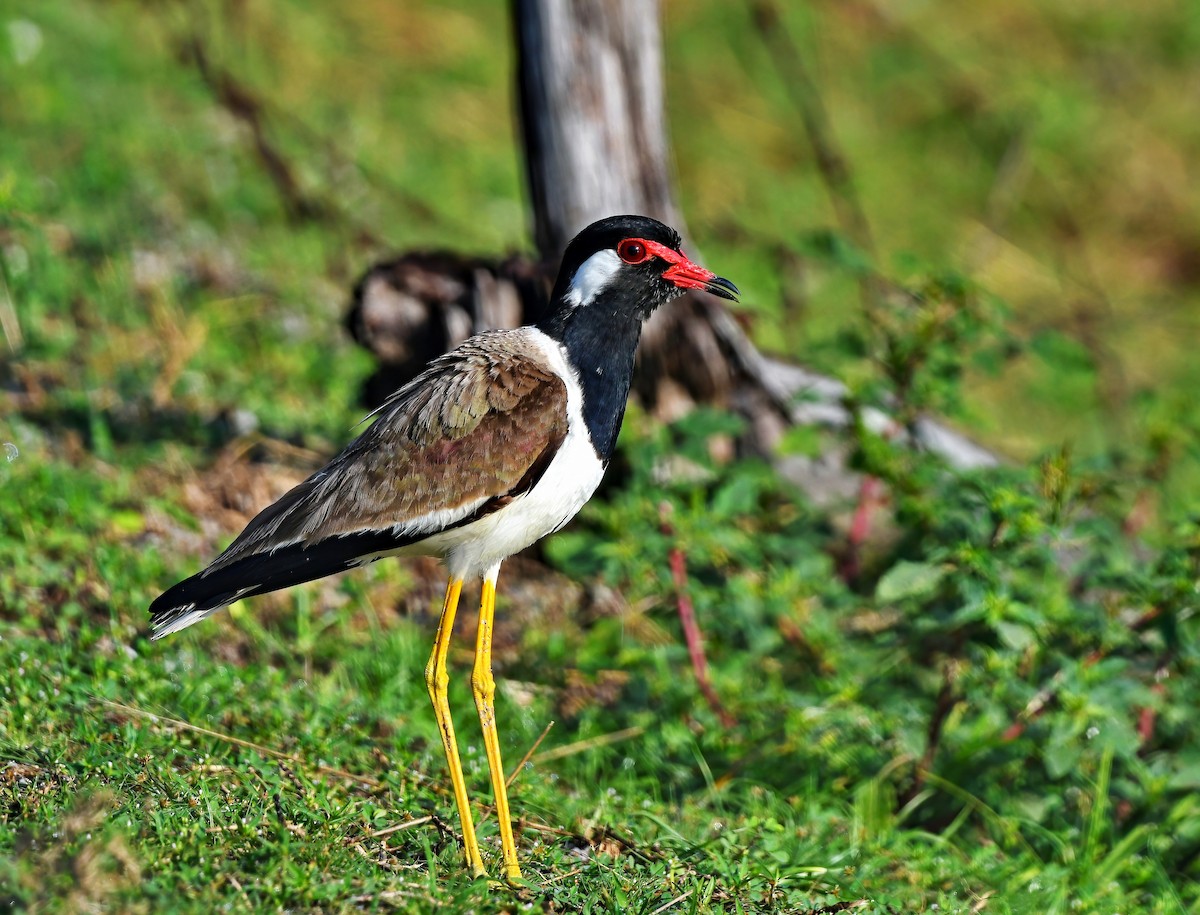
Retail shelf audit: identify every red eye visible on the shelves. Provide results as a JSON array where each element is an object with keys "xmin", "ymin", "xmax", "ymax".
[{"xmin": 617, "ymin": 238, "xmax": 649, "ymax": 264}]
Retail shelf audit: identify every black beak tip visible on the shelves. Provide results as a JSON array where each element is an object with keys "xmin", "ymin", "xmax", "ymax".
[{"xmin": 707, "ymin": 275, "xmax": 740, "ymax": 302}]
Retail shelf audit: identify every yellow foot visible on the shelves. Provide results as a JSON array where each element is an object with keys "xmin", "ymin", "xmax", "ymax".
[{"xmin": 483, "ymin": 872, "xmax": 529, "ymax": 891}]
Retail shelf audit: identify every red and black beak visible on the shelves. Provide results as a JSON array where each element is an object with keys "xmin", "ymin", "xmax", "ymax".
[
  {"xmin": 664, "ymin": 261, "xmax": 740, "ymax": 302},
  {"xmin": 642, "ymin": 240, "xmax": 740, "ymax": 302}
]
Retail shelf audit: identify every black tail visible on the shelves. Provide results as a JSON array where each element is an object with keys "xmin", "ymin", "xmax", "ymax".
[{"xmin": 148, "ymin": 529, "xmax": 412, "ymax": 638}]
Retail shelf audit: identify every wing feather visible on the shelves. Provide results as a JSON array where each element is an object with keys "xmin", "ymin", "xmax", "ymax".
[{"xmin": 150, "ymin": 329, "xmax": 569, "ymax": 636}]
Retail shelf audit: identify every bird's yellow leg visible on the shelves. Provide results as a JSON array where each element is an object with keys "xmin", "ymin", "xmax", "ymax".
[
  {"xmin": 424, "ymin": 577, "xmax": 486, "ymax": 877},
  {"xmin": 471, "ymin": 565, "xmax": 522, "ymax": 883}
]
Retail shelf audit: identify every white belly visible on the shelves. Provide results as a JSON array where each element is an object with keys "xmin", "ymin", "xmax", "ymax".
[
  {"xmin": 400, "ymin": 327, "xmax": 605, "ymax": 579},
  {"xmin": 420, "ymin": 424, "xmax": 604, "ymax": 578}
]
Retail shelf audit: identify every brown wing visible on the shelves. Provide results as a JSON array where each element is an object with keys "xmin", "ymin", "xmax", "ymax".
[
  {"xmin": 149, "ymin": 330, "xmax": 567, "ymax": 635},
  {"xmin": 221, "ymin": 328, "xmax": 569, "ymax": 559}
]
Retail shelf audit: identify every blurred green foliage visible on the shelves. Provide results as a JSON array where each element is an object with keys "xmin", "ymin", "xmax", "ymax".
[{"xmin": 548, "ymin": 400, "xmax": 1199, "ymax": 911}]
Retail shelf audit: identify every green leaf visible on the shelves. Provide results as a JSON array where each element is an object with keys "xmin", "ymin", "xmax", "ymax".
[
  {"xmin": 875, "ymin": 561, "xmax": 949, "ymax": 603},
  {"xmin": 1166, "ymin": 753, "xmax": 1200, "ymax": 791},
  {"xmin": 996, "ymin": 620, "xmax": 1035, "ymax": 650},
  {"xmin": 1091, "ymin": 717, "xmax": 1142, "ymax": 760},
  {"xmin": 1029, "ymin": 329, "xmax": 1096, "ymax": 373},
  {"xmin": 711, "ymin": 473, "xmax": 761, "ymax": 516},
  {"xmin": 1044, "ymin": 733, "xmax": 1082, "ymax": 780},
  {"xmin": 950, "ymin": 600, "xmax": 989, "ymax": 625},
  {"xmin": 777, "ymin": 424, "xmax": 823, "ymax": 457}
]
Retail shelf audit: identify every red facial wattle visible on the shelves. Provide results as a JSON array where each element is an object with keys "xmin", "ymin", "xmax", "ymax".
[{"xmin": 622, "ymin": 237, "xmax": 740, "ymax": 302}]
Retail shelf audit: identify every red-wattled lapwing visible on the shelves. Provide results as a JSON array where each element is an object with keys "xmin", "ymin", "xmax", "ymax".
[{"xmin": 149, "ymin": 214, "xmax": 738, "ymax": 881}]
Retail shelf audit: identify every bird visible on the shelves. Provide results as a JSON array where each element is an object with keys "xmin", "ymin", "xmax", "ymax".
[{"xmin": 148, "ymin": 214, "xmax": 739, "ymax": 882}]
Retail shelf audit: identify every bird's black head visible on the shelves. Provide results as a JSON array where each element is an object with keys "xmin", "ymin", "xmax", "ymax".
[
  {"xmin": 541, "ymin": 215, "xmax": 738, "ymax": 335},
  {"xmin": 538, "ymin": 215, "xmax": 739, "ymax": 462}
]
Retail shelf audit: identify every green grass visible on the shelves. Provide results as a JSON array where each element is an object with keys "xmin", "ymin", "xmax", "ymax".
[{"xmin": 3, "ymin": 0, "xmax": 1200, "ymax": 911}]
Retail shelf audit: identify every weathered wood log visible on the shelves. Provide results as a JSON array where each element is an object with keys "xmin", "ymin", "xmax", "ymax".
[
  {"xmin": 513, "ymin": 0, "xmax": 681, "ymax": 258},
  {"xmin": 346, "ymin": 252, "xmax": 550, "ymax": 407}
]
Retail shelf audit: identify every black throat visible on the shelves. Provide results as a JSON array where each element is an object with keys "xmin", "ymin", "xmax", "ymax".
[{"xmin": 540, "ymin": 304, "xmax": 645, "ymax": 462}]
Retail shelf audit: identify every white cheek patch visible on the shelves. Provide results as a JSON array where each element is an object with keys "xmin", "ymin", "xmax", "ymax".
[{"xmin": 564, "ymin": 249, "xmax": 623, "ymax": 308}]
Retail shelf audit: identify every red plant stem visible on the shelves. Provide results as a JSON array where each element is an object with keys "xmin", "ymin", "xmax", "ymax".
[
  {"xmin": 850, "ymin": 476, "xmax": 881, "ymax": 548},
  {"xmin": 841, "ymin": 475, "xmax": 882, "ymax": 581},
  {"xmin": 1137, "ymin": 679, "xmax": 1167, "ymax": 749},
  {"xmin": 668, "ymin": 544, "xmax": 737, "ymax": 729}
]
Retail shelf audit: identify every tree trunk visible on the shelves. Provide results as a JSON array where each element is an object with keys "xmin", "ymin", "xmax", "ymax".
[{"xmin": 513, "ymin": 0, "xmax": 680, "ymax": 258}]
